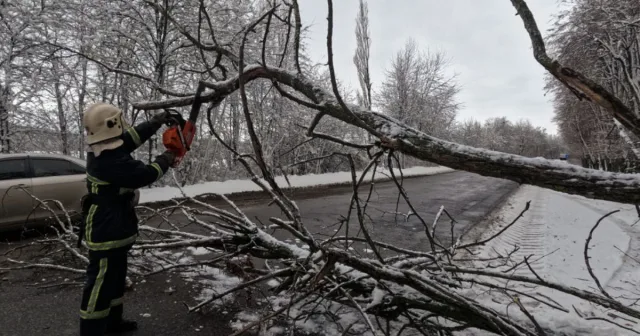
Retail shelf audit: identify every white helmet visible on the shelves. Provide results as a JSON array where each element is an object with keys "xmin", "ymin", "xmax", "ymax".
[{"xmin": 83, "ymin": 103, "xmax": 127, "ymax": 156}]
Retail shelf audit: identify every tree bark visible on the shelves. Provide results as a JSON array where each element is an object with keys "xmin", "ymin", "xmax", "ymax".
[
  {"xmin": 0, "ymin": 84, "xmax": 10, "ymax": 153},
  {"xmin": 52, "ymin": 58, "xmax": 69, "ymax": 155},
  {"xmin": 77, "ymin": 57, "xmax": 88, "ymax": 159}
]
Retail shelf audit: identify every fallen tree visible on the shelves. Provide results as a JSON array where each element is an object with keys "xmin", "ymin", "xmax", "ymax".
[
  {"xmin": 3, "ymin": 151, "xmax": 639, "ymax": 335},
  {"xmin": 3, "ymin": 0, "xmax": 640, "ymax": 335}
]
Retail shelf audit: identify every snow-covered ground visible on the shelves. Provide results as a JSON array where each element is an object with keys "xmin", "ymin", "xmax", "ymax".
[
  {"xmin": 139, "ymin": 165, "xmax": 453, "ymax": 203},
  {"xmin": 464, "ymin": 185, "xmax": 640, "ymax": 335}
]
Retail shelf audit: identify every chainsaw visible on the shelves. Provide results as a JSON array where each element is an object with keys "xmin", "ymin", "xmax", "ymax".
[{"xmin": 161, "ymin": 83, "xmax": 206, "ymax": 167}]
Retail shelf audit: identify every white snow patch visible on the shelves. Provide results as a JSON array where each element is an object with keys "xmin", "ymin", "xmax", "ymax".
[
  {"xmin": 140, "ymin": 166, "xmax": 453, "ymax": 203},
  {"xmin": 187, "ymin": 247, "xmax": 211, "ymax": 256},
  {"xmin": 180, "ymin": 265, "xmax": 243, "ymax": 308},
  {"xmin": 263, "ymin": 326, "xmax": 286, "ymax": 336},
  {"xmin": 366, "ymin": 287, "xmax": 387, "ymax": 310},
  {"xmin": 230, "ymin": 311, "xmax": 261, "ymax": 331},
  {"xmin": 177, "ymin": 256, "xmax": 195, "ymax": 264},
  {"xmin": 132, "ymin": 250, "xmax": 245, "ymax": 310}
]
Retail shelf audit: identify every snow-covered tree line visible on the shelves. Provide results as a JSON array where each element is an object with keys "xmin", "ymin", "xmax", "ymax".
[
  {"xmin": 1, "ymin": 0, "xmax": 563, "ymax": 183},
  {"xmin": 1, "ymin": 0, "xmax": 353, "ymax": 181},
  {"xmin": 452, "ymin": 117, "xmax": 565, "ymax": 159},
  {"xmin": 547, "ymin": 0, "xmax": 640, "ymax": 168}
]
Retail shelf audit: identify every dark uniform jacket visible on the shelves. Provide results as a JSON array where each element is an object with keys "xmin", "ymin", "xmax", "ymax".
[{"xmin": 80, "ymin": 121, "xmax": 172, "ymax": 252}]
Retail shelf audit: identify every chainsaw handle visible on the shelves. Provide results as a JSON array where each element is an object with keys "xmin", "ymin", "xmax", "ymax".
[{"xmin": 163, "ymin": 109, "xmax": 186, "ymax": 128}]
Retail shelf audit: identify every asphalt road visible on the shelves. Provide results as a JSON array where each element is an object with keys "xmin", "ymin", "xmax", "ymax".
[
  {"xmin": 238, "ymin": 170, "xmax": 518, "ymax": 254},
  {"xmin": 0, "ymin": 171, "xmax": 517, "ymax": 336}
]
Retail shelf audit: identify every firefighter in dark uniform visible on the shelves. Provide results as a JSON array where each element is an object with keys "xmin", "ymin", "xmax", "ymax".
[{"xmin": 79, "ymin": 103, "xmax": 175, "ymax": 335}]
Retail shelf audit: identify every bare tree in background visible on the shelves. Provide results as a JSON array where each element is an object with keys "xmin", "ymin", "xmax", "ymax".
[
  {"xmin": 0, "ymin": 0, "xmax": 43, "ymax": 153},
  {"xmin": 379, "ymin": 40, "xmax": 459, "ymax": 138},
  {"xmin": 0, "ymin": 0, "xmax": 15, "ymax": 154},
  {"xmin": 0, "ymin": 85, "xmax": 9, "ymax": 153},
  {"xmin": 353, "ymin": 0, "xmax": 372, "ymax": 110},
  {"xmin": 51, "ymin": 57, "xmax": 70, "ymax": 155},
  {"xmin": 452, "ymin": 117, "xmax": 565, "ymax": 158},
  {"xmin": 378, "ymin": 39, "xmax": 460, "ymax": 167}
]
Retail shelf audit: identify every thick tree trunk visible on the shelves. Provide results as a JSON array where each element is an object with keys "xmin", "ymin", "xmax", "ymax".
[
  {"xmin": 77, "ymin": 57, "xmax": 88, "ymax": 159},
  {"xmin": 0, "ymin": 86, "xmax": 10, "ymax": 153},
  {"xmin": 52, "ymin": 59, "xmax": 69, "ymax": 155},
  {"xmin": 146, "ymin": 0, "xmax": 170, "ymax": 165}
]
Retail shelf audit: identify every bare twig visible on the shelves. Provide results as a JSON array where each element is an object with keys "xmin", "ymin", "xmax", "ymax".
[
  {"xmin": 584, "ymin": 316, "xmax": 640, "ymax": 335},
  {"xmin": 614, "ymin": 245, "xmax": 640, "ymax": 265},
  {"xmin": 512, "ymin": 296, "xmax": 547, "ymax": 336},
  {"xmin": 584, "ymin": 210, "xmax": 619, "ymax": 299},
  {"xmin": 2, "ymin": 259, "xmax": 84, "ymax": 274},
  {"xmin": 227, "ymin": 291, "xmax": 315, "ymax": 336}
]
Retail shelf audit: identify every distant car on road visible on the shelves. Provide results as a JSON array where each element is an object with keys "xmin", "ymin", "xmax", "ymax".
[{"xmin": 0, "ymin": 153, "xmax": 88, "ymax": 232}]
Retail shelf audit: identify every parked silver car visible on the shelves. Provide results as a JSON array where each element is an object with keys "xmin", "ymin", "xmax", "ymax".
[{"xmin": 0, "ymin": 153, "xmax": 88, "ymax": 231}]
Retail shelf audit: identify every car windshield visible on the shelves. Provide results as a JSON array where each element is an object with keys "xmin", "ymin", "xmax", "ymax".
[{"xmin": 68, "ymin": 157, "xmax": 87, "ymax": 168}]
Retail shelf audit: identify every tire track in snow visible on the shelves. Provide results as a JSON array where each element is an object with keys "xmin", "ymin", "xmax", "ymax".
[{"xmin": 481, "ymin": 185, "xmax": 548, "ymax": 277}]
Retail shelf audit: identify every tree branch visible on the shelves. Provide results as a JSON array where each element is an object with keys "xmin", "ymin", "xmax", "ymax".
[
  {"xmin": 584, "ymin": 210, "xmax": 619, "ymax": 299},
  {"xmin": 132, "ymin": 65, "xmax": 640, "ymax": 204},
  {"xmin": 510, "ymin": 0, "xmax": 640, "ymax": 140}
]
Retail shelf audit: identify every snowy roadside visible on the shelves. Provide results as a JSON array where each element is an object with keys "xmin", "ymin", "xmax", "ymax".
[
  {"xmin": 139, "ymin": 165, "xmax": 454, "ymax": 204},
  {"xmin": 462, "ymin": 185, "xmax": 640, "ymax": 335}
]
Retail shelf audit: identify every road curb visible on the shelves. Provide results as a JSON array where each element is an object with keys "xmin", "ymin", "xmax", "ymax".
[{"xmin": 141, "ymin": 169, "xmax": 457, "ymax": 208}]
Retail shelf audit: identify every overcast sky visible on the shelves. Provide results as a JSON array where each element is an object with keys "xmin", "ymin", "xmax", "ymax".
[{"xmin": 298, "ymin": 0, "xmax": 563, "ymax": 134}]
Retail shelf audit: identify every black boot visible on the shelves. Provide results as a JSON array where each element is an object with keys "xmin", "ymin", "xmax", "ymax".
[
  {"xmin": 105, "ymin": 319, "xmax": 138, "ymax": 334},
  {"xmin": 106, "ymin": 305, "xmax": 138, "ymax": 334},
  {"xmin": 80, "ymin": 318, "xmax": 108, "ymax": 336}
]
